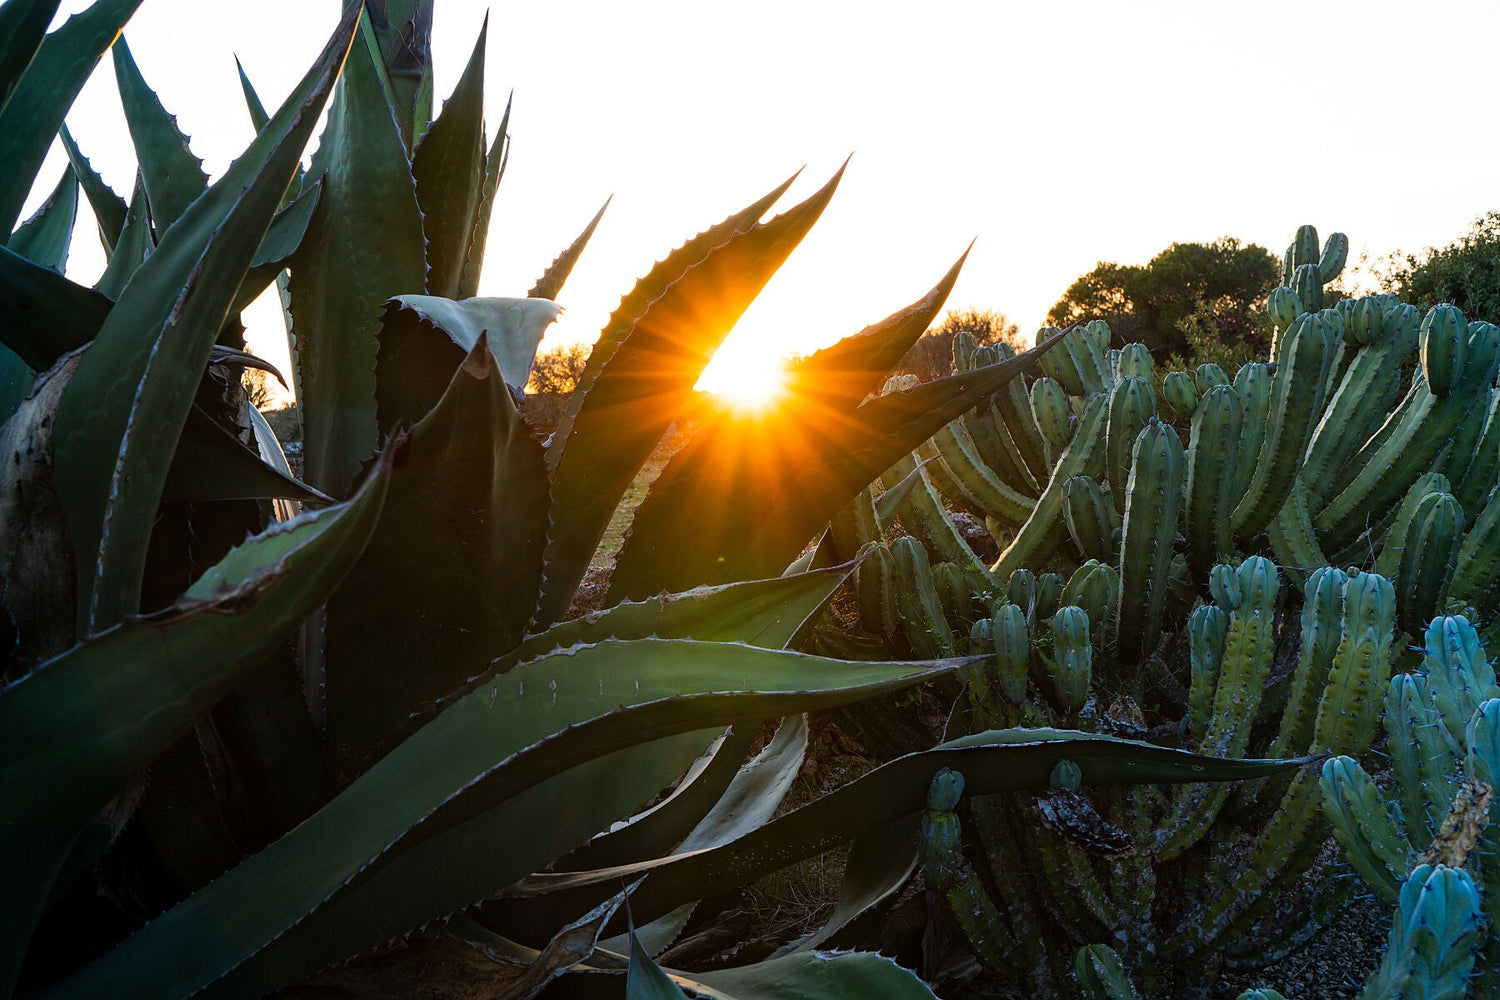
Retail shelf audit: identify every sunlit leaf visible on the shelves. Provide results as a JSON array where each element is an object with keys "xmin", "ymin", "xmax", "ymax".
[
  {"xmin": 538, "ymin": 168, "xmax": 842, "ymax": 627},
  {"xmin": 111, "ymin": 33, "xmax": 208, "ymax": 231},
  {"xmin": 530, "ymin": 196, "xmax": 611, "ymax": 301}
]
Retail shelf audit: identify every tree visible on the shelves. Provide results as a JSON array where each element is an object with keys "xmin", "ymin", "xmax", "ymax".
[
  {"xmin": 1384, "ymin": 211, "xmax": 1500, "ymax": 322},
  {"xmin": 1047, "ymin": 237, "xmax": 1278, "ymax": 359},
  {"xmin": 896, "ymin": 307, "xmax": 1022, "ymax": 382},
  {"xmin": 526, "ymin": 340, "xmax": 592, "ymax": 395}
]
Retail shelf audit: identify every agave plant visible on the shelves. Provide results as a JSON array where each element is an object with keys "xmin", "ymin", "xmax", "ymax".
[{"xmin": 0, "ymin": 3, "xmax": 1318, "ymax": 999}]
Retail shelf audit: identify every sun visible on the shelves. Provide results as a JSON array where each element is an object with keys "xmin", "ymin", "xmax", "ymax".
[{"xmin": 696, "ymin": 345, "xmax": 789, "ymax": 412}]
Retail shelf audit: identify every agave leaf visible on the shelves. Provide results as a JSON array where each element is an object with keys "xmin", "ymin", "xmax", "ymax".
[
  {"xmin": 558, "ymin": 726, "xmax": 760, "ymax": 874},
  {"xmin": 0, "ymin": 449, "xmax": 391, "ymax": 997},
  {"xmin": 8, "ymin": 164, "xmax": 77, "ymax": 271},
  {"xmin": 649, "ymin": 951, "xmax": 938, "ymax": 1000},
  {"xmin": 323, "ymin": 336, "xmax": 550, "ymax": 782},
  {"xmin": 501, "ymin": 730, "xmax": 1316, "ymax": 935},
  {"xmin": 228, "ymin": 177, "xmax": 323, "ymax": 315},
  {"xmin": 546, "ymin": 171, "xmax": 799, "ymax": 463},
  {"xmin": 373, "ymin": 294, "xmax": 561, "ymax": 433},
  {"xmin": 537, "ymin": 168, "xmax": 842, "ymax": 627},
  {"xmin": 0, "ymin": 0, "xmax": 59, "ymax": 116},
  {"xmin": 51, "ymin": 6, "xmax": 360, "ymax": 633},
  {"xmin": 289, "ymin": 7, "xmax": 427, "ymax": 498},
  {"xmin": 598, "ymin": 715, "xmax": 810, "ymax": 957},
  {"xmin": 410, "ymin": 16, "xmax": 486, "ymax": 298},
  {"xmin": 59, "ymin": 124, "xmax": 127, "ymax": 255},
  {"xmin": 0, "ymin": 0, "xmax": 142, "ymax": 235},
  {"xmin": 93, "ymin": 172, "xmax": 152, "ymax": 300},
  {"xmin": 51, "ymin": 643, "xmax": 959, "ymax": 1000},
  {"xmin": 0, "ymin": 342, "xmax": 32, "ymax": 424},
  {"xmin": 362, "ymin": 0, "xmax": 431, "ymax": 150},
  {"xmin": 111, "ymin": 33, "xmax": 208, "ymax": 232},
  {"xmin": 495, "ymin": 564, "xmax": 853, "ymax": 676},
  {"xmin": 789, "ymin": 250, "xmax": 969, "ymax": 412},
  {"xmin": 627, "ymin": 929, "xmax": 691, "ymax": 1000},
  {"xmin": 606, "ymin": 300, "xmax": 1062, "ymax": 601},
  {"xmin": 529, "ymin": 196, "xmax": 611, "ymax": 302},
  {"xmin": 456, "ymin": 91, "xmax": 510, "ymax": 299},
  {"xmin": 161, "ymin": 404, "xmax": 331, "ymax": 505},
  {"xmin": 0, "ymin": 243, "xmax": 111, "ymax": 369},
  {"xmin": 773, "ymin": 815, "xmax": 922, "ymax": 955},
  {"xmin": 234, "ymin": 54, "xmax": 270, "ymax": 131}
]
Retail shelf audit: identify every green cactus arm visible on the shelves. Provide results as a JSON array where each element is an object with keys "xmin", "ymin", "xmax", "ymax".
[
  {"xmin": 1357, "ymin": 864, "xmax": 1484, "ymax": 1000},
  {"xmin": 1383, "ymin": 674, "xmax": 1454, "ymax": 848},
  {"xmin": 1309, "ymin": 571, "xmax": 1397, "ymax": 755},
  {"xmin": 886, "ymin": 449, "xmax": 997, "ymax": 573},
  {"xmin": 965, "ymin": 396, "xmax": 1044, "ymax": 496},
  {"xmin": 1114, "ymin": 418, "xmax": 1185, "ymax": 663},
  {"xmin": 992, "ymin": 370, "xmax": 1055, "ymax": 485},
  {"xmin": 1425, "ymin": 614, "xmax": 1500, "ymax": 756},
  {"xmin": 1232, "ymin": 312, "xmax": 1333, "ymax": 538},
  {"xmin": 1185, "ymin": 384, "xmax": 1244, "ymax": 581},
  {"xmin": 854, "ymin": 541, "xmax": 900, "ymax": 638},
  {"xmin": 1453, "ymin": 388, "xmax": 1500, "ymax": 518},
  {"xmin": 1156, "ymin": 559, "xmax": 1279, "ymax": 861},
  {"xmin": 1186, "ymin": 604, "xmax": 1228, "ymax": 746},
  {"xmin": 1448, "ymin": 487, "xmax": 1500, "ymax": 625},
  {"xmin": 1267, "ymin": 567, "xmax": 1347, "ymax": 763},
  {"xmin": 990, "ymin": 393, "xmax": 1109, "ymax": 581},
  {"xmin": 1374, "ymin": 474, "xmax": 1452, "ymax": 582},
  {"xmin": 1063, "ymin": 475, "xmax": 1118, "ymax": 564},
  {"xmin": 1319, "ymin": 756, "xmax": 1408, "ymax": 905},
  {"xmin": 1106, "ymin": 376, "xmax": 1158, "ymax": 510},
  {"xmin": 1394, "ymin": 493, "xmax": 1465, "ymax": 636},
  {"xmin": 1265, "ymin": 482, "xmax": 1328, "ymax": 590},
  {"xmin": 1463, "ymin": 699, "xmax": 1500, "ymax": 986},
  {"xmin": 1230, "ymin": 361, "xmax": 1272, "ymax": 500},
  {"xmin": 1073, "ymin": 944, "xmax": 1141, "ymax": 1000},
  {"xmin": 929, "ymin": 419, "xmax": 1038, "ymax": 525},
  {"xmin": 892, "ymin": 537, "xmax": 958, "ymax": 657},
  {"xmin": 1314, "ymin": 378, "xmax": 1489, "ymax": 553}
]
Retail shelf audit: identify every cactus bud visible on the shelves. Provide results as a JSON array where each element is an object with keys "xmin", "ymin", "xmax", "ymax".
[
  {"xmin": 927, "ymin": 766, "xmax": 965, "ymax": 810},
  {"xmin": 1267, "ymin": 285, "xmax": 1302, "ymax": 329},
  {"xmin": 1161, "ymin": 370, "xmax": 1197, "ymax": 420},
  {"xmin": 1419, "ymin": 304, "xmax": 1469, "ymax": 397},
  {"xmin": 1209, "ymin": 563, "xmax": 1242, "ymax": 610},
  {"xmin": 1318, "ymin": 232, "xmax": 1349, "ymax": 282},
  {"xmin": 1349, "ymin": 295, "xmax": 1383, "ymax": 345},
  {"xmin": 1050, "ymin": 759, "xmax": 1083, "ymax": 792},
  {"xmin": 1195, "ymin": 362, "xmax": 1230, "ymax": 392},
  {"xmin": 1031, "ymin": 375, "xmax": 1074, "ymax": 450},
  {"xmin": 1116, "ymin": 342, "xmax": 1154, "ymax": 382},
  {"xmin": 1292, "ymin": 224, "xmax": 1320, "ymax": 268},
  {"xmin": 991, "ymin": 603, "xmax": 1030, "ymax": 703},
  {"xmin": 1061, "ymin": 560, "xmax": 1118, "ymax": 639},
  {"xmin": 1007, "ymin": 569, "xmax": 1037, "ymax": 618},
  {"xmin": 1084, "ymin": 319, "xmax": 1112, "ymax": 352},
  {"xmin": 1292, "ymin": 262, "xmax": 1324, "ymax": 314}
]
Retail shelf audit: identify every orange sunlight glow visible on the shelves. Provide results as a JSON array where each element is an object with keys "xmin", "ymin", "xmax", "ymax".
[{"xmin": 695, "ymin": 344, "xmax": 790, "ymax": 412}]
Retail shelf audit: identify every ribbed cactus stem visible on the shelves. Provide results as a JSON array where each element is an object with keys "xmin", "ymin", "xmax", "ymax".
[
  {"xmin": 1268, "ymin": 566, "xmax": 1347, "ymax": 762},
  {"xmin": 1044, "ymin": 606, "xmax": 1092, "ymax": 713},
  {"xmin": 1106, "ymin": 376, "xmax": 1157, "ymax": 509},
  {"xmin": 891, "ymin": 536, "xmax": 955, "ymax": 657},
  {"xmin": 1320, "ymin": 755, "xmax": 1408, "ymax": 905},
  {"xmin": 1185, "ymin": 604, "xmax": 1227, "ymax": 746},
  {"xmin": 1184, "ymin": 383, "xmax": 1242, "ymax": 581},
  {"xmin": 1357, "ymin": 864, "xmax": 1484, "ymax": 1000},
  {"xmin": 929, "ymin": 419, "xmax": 1036, "ymax": 526},
  {"xmin": 1393, "ymin": 492, "xmax": 1464, "ymax": 636},
  {"xmin": 990, "ymin": 394, "xmax": 1108, "ymax": 582},
  {"xmin": 1072, "ymin": 944, "xmax": 1140, "ymax": 1000},
  {"xmin": 1114, "ymin": 418, "xmax": 1185, "ymax": 664},
  {"xmin": 1232, "ymin": 311, "xmax": 1333, "ymax": 538},
  {"xmin": 1383, "ymin": 673, "xmax": 1455, "ymax": 848},
  {"xmin": 1423, "ymin": 615, "xmax": 1498, "ymax": 756},
  {"xmin": 1062, "ymin": 475, "xmax": 1117, "ymax": 563},
  {"xmin": 1230, "ymin": 361, "xmax": 1272, "ymax": 500},
  {"xmin": 853, "ymin": 539, "xmax": 898, "ymax": 638}
]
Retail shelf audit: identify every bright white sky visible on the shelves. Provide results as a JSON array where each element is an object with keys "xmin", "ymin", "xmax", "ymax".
[{"xmin": 29, "ymin": 0, "xmax": 1500, "ymax": 398}]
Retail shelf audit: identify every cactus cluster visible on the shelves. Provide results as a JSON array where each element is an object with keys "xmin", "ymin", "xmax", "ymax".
[{"xmin": 806, "ymin": 222, "xmax": 1500, "ymax": 995}]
